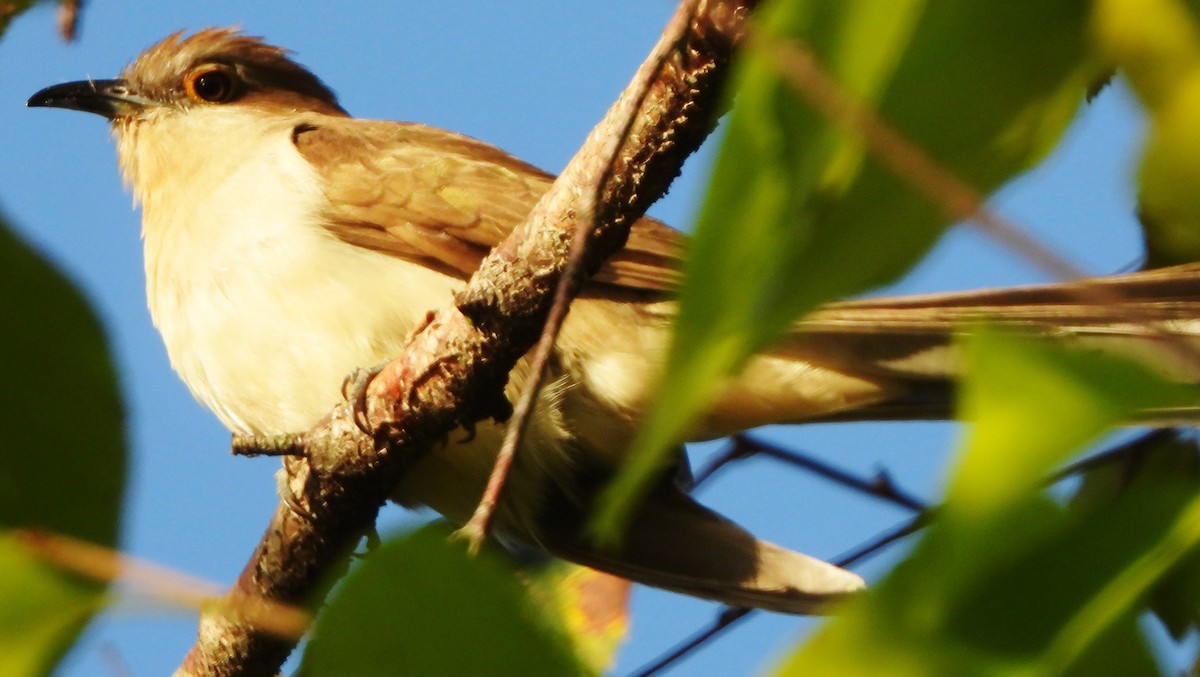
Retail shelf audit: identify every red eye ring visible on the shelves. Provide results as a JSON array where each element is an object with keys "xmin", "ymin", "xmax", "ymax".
[{"xmin": 184, "ymin": 65, "xmax": 237, "ymax": 103}]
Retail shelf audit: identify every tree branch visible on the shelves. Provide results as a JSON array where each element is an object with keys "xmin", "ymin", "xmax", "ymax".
[
  {"xmin": 456, "ymin": 1, "xmax": 703, "ymax": 549},
  {"xmin": 175, "ymin": 2, "xmax": 757, "ymax": 675}
]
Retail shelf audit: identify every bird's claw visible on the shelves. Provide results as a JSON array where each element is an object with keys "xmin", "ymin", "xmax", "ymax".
[
  {"xmin": 342, "ymin": 365, "xmax": 384, "ymax": 437},
  {"xmin": 275, "ymin": 463, "xmax": 317, "ymax": 524}
]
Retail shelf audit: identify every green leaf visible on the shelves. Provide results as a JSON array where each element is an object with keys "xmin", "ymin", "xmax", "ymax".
[
  {"xmin": 0, "ymin": 217, "xmax": 125, "ymax": 545},
  {"xmin": 774, "ymin": 331, "xmax": 1199, "ymax": 676},
  {"xmin": 0, "ymin": 215, "xmax": 124, "ymax": 675},
  {"xmin": 0, "ymin": 535, "xmax": 101, "ymax": 677},
  {"xmin": 1036, "ymin": 486, "xmax": 1200, "ymax": 674},
  {"xmin": 599, "ymin": 0, "xmax": 1095, "ymax": 536},
  {"xmin": 303, "ymin": 525, "xmax": 586, "ymax": 677},
  {"xmin": 774, "ymin": 502, "xmax": 1160, "ymax": 677},
  {"xmin": 1069, "ymin": 431, "xmax": 1200, "ymax": 640},
  {"xmin": 0, "ymin": 1, "xmax": 41, "ymax": 39},
  {"xmin": 1093, "ymin": 0, "xmax": 1200, "ymax": 265},
  {"xmin": 948, "ymin": 327, "xmax": 1189, "ymax": 518},
  {"xmin": 1150, "ymin": 545, "xmax": 1200, "ymax": 640},
  {"xmin": 523, "ymin": 561, "xmax": 631, "ymax": 674}
]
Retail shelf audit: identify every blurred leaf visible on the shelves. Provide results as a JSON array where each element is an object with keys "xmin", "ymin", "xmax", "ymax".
[
  {"xmin": 524, "ymin": 561, "xmax": 631, "ymax": 674},
  {"xmin": 0, "ymin": 1, "xmax": 40, "ymax": 38},
  {"xmin": 0, "ymin": 216, "xmax": 125, "ymax": 544},
  {"xmin": 1093, "ymin": 0, "xmax": 1200, "ymax": 109},
  {"xmin": 1068, "ymin": 430, "xmax": 1200, "ymax": 640},
  {"xmin": 600, "ymin": 0, "xmax": 1095, "ymax": 534},
  {"xmin": 1151, "ymin": 547, "xmax": 1200, "ymax": 640},
  {"xmin": 948, "ymin": 328, "xmax": 1190, "ymax": 519},
  {"xmin": 303, "ymin": 525, "xmax": 586, "ymax": 677},
  {"xmin": 774, "ymin": 330, "xmax": 1198, "ymax": 676},
  {"xmin": 0, "ymin": 534, "xmax": 101, "ymax": 677},
  {"xmin": 0, "ymin": 215, "xmax": 124, "ymax": 675},
  {"xmin": 1070, "ymin": 430, "xmax": 1199, "ymax": 508},
  {"xmin": 1093, "ymin": 0, "xmax": 1200, "ymax": 265}
]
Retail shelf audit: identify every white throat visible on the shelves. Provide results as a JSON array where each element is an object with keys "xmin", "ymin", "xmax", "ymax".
[{"xmin": 115, "ymin": 106, "xmax": 461, "ymax": 434}]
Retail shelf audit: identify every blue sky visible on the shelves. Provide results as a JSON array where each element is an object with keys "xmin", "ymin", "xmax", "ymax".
[{"xmin": 0, "ymin": 2, "xmax": 1174, "ymax": 675}]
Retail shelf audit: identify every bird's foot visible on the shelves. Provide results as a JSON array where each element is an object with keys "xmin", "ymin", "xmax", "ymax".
[
  {"xmin": 275, "ymin": 459, "xmax": 318, "ymax": 524},
  {"xmin": 341, "ymin": 364, "xmax": 386, "ymax": 437}
]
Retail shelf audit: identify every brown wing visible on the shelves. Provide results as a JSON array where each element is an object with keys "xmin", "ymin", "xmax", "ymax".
[{"xmin": 293, "ymin": 118, "xmax": 684, "ymax": 293}]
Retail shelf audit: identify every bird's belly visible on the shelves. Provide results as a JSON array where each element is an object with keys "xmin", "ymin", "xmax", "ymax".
[
  {"xmin": 151, "ymin": 231, "xmax": 461, "ymax": 435},
  {"xmin": 149, "ymin": 230, "xmax": 585, "ymax": 536}
]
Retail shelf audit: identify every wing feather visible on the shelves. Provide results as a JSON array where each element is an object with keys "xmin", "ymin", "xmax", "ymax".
[{"xmin": 294, "ymin": 118, "xmax": 684, "ymax": 292}]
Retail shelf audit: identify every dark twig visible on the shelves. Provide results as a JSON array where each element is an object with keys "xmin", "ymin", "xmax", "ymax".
[
  {"xmin": 657, "ymin": 431, "xmax": 928, "ymax": 677},
  {"xmin": 833, "ymin": 513, "xmax": 929, "ymax": 569},
  {"xmin": 738, "ymin": 434, "xmax": 927, "ymax": 512},
  {"xmin": 689, "ymin": 443, "xmax": 747, "ymax": 488},
  {"xmin": 627, "ymin": 512, "xmax": 930, "ymax": 677},
  {"xmin": 626, "ymin": 607, "xmax": 754, "ymax": 677},
  {"xmin": 1049, "ymin": 428, "xmax": 1188, "ymax": 484},
  {"xmin": 692, "ymin": 434, "xmax": 926, "ymax": 512}
]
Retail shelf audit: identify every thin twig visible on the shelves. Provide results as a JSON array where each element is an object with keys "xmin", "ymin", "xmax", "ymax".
[
  {"xmin": 690, "ymin": 444, "xmax": 747, "ymax": 487},
  {"xmin": 740, "ymin": 434, "xmax": 927, "ymax": 512},
  {"xmin": 230, "ymin": 433, "xmax": 307, "ymax": 457},
  {"xmin": 834, "ymin": 514, "xmax": 929, "ymax": 569},
  {"xmin": 458, "ymin": 0, "xmax": 703, "ymax": 551},
  {"xmin": 625, "ymin": 607, "xmax": 753, "ymax": 677},
  {"xmin": 1049, "ymin": 428, "xmax": 1188, "ymax": 484},
  {"xmin": 100, "ymin": 643, "xmax": 136, "ymax": 677},
  {"xmin": 692, "ymin": 434, "xmax": 926, "ymax": 511},
  {"xmin": 627, "ymin": 512, "xmax": 928, "ymax": 677}
]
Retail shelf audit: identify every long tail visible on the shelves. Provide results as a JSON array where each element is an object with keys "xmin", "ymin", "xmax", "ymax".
[
  {"xmin": 540, "ymin": 478, "xmax": 865, "ymax": 614},
  {"xmin": 539, "ymin": 264, "xmax": 1200, "ymax": 614},
  {"xmin": 776, "ymin": 262, "xmax": 1200, "ymax": 422}
]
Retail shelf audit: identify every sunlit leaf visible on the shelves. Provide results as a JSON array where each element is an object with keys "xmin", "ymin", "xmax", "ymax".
[
  {"xmin": 524, "ymin": 561, "xmax": 631, "ymax": 674},
  {"xmin": 1093, "ymin": 0, "xmax": 1200, "ymax": 265},
  {"xmin": 0, "ymin": 535, "xmax": 100, "ymax": 677},
  {"xmin": 1069, "ymin": 430, "xmax": 1200, "ymax": 640},
  {"xmin": 600, "ymin": 0, "xmax": 1095, "ymax": 534},
  {"xmin": 948, "ymin": 328, "xmax": 1188, "ymax": 519},
  {"xmin": 303, "ymin": 526, "xmax": 586, "ymax": 677},
  {"xmin": 775, "ymin": 330, "xmax": 1198, "ymax": 676}
]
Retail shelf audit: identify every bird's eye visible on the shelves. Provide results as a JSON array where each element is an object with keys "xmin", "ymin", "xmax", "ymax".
[{"xmin": 184, "ymin": 65, "xmax": 237, "ymax": 103}]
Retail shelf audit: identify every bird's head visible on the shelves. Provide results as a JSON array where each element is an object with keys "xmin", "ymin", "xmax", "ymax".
[{"xmin": 28, "ymin": 28, "xmax": 347, "ymax": 122}]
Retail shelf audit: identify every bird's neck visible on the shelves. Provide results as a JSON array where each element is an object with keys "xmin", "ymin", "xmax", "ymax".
[
  {"xmin": 113, "ymin": 106, "xmax": 345, "ymax": 432},
  {"xmin": 116, "ymin": 107, "xmax": 302, "ymax": 216},
  {"xmin": 115, "ymin": 107, "xmax": 328, "ymax": 267}
]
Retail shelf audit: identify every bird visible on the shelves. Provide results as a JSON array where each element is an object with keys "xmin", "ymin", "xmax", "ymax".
[{"xmin": 27, "ymin": 28, "xmax": 1200, "ymax": 614}]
